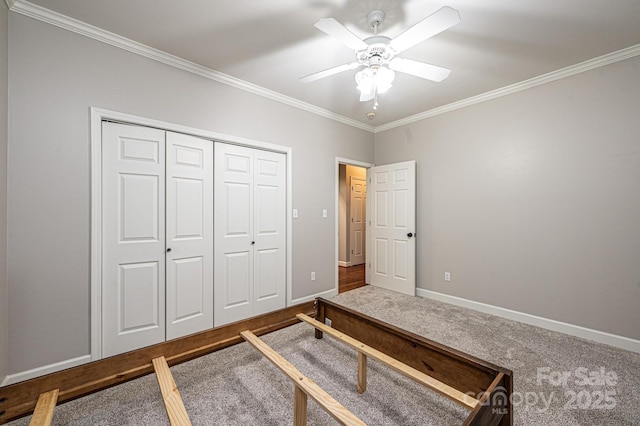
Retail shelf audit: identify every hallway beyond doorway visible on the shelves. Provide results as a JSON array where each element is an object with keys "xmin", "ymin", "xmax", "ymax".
[{"xmin": 338, "ymin": 264, "xmax": 366, "ymax": 293}]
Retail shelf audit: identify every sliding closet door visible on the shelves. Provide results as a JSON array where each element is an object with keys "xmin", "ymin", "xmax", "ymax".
[
  {"xmin": 214, "ymin": 143, "xmax": 286, "ymax": 326},
  {"xmin": 102, "ymin": 122, "xmax": 166, "ymax": 357},
  {"xmin": 165, "ymin": 132, "xmax": 214, "ymax": 340}
]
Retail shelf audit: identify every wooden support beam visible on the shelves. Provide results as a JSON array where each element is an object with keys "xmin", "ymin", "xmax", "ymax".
[
  {"xmin": 240, "ymin": 330, "xmax": 366, "ymax": 426},
  {"xmin": 293, "ymin": 386, "xmax": 308, "ymax": 426},
  {"xmin": 297, "ymin": 313, "xmax": 479, "ymax": 410},
  {"xmin": 152, "ymin": 356, "xmax": 192, "ymax": 426},
  {"xmin": 28, "ymin": 389, "xmax": 59, "ymax": 426},
  {"xmin": 357, "ymin": 353, "xmax": 367, "ymax": 394}
]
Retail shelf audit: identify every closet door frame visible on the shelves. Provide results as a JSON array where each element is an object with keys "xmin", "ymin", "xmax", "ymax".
[{"xmin": 90, "ymin": 107, "xmax": 293, "ymax": 361}]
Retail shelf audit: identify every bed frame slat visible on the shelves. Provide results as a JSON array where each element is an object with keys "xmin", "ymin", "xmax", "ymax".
[
  {"xmin": 152, "ymin": 356, "xmax": 192, "ymax": 426},
  {"xmin": 28, "ymin": 389, "xmax": 58, "ymax": 426},
  {"xmin": 297, "ymin": 313, "xmax": 479, "ymax": 410},
  {"xmin": 241, "ymin": 330, "xmax": 366, "ymax": 426}
]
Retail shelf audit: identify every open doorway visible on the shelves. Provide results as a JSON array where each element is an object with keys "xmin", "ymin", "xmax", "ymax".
[
  {"xmin": 337, "ymin": 162, "xmax": 369, "ymax": 293},
  {"xmin": 335, "ymin": 158, "xmax": 417, "ymax": 297}
]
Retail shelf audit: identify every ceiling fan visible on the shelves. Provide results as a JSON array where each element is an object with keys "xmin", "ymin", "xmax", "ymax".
[{"xmin": 301, "ymin": 6, "xmax": 460, "ymax": 109}]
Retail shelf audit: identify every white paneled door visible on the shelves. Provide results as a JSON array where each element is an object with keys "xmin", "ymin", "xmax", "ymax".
[
  {"xmin": 214, "ymin": 143, "xmax": 286, "ymax": 326},
  {"xmin": 102, "ymin": 123, "xmax": 214, "ymax": 357},
  {"xmin": 102, "ymin": 123, "xmax": 167, "ymax": 357},
  {"xmin": 368, "ymin": 161, "xmax": 416, "ymax": 296},
  {"xmin": 350, "ymin": 176, "xmax": 366, "ymax": 266},
  {"xmin": 165, "ymin": 132, "xmax": 213, "ymax": 340}
]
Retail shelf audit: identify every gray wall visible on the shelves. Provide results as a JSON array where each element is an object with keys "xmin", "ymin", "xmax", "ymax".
[
  {"xmin": 0, "ymin": 3, "xmax": 9, "ymax": 384},
  {"xmin": 7, "ymin": 13, "xmax": 373, "ymax": 375},
  {"xmin": 375, "ymin": 55, "xmax": 640, "ymax": 340}
]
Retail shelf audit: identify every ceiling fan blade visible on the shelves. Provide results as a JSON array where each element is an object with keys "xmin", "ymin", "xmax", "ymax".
[
  {"xmin": 300, "ymin": 62, "xmax": 362, "ymax": 83},
  {"xmin": 388, "ymin": 6, "xmax": 460, "ymax": 54},
  {"xmin": 389, "ymin": 58, "xmax": 451, "ymax": 82},
  {"xmin": 315, "ymin": 18, "xmax": 368, "ymax": 51}
]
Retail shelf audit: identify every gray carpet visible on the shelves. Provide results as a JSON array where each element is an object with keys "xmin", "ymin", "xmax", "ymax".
[{"xmin": 9, "ymin": 285, "xmax": 640, "ymax": 425}]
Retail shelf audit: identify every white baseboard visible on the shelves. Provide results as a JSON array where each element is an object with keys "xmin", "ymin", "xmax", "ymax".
[
  {"xmin": 290, "ymin": 288, "xmax": 338, "ymax": 305},
  {"xmin": 1, "ymin": 354, "xmax": 92, "ymax": 387},
  {"xmin": 338, "ymin": 261, "xmax": 351, "ymax": 267},
  {"xmin": 417, "ymin": 289, "xmax": 640, "ymax": 354}
]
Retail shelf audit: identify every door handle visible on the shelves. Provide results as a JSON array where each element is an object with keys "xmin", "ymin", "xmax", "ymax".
[
  {"xmin": 407, "ymin": 233, "xmax": 413, "ymax": 238},
  {"xmin": 251, "ymin": 241, "xmax": 255, "ymax": 245},
  {"xmin": 166, "ymin": 248, "xmax": 172, "ymax": 252}
]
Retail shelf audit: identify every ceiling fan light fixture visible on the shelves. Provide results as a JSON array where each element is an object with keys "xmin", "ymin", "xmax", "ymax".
[{"xmin": 355, "ymin": 66, "xmax": 395, "ymax": 95}]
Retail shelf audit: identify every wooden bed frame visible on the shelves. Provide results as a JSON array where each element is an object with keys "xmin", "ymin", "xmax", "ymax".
[
  {"xmin": 0, "ymin": 298, "xmax": 512, "ymax": 426},
  {"xmin": 311, "ymin": 298, "xmax": 513, "ymax": 426}
]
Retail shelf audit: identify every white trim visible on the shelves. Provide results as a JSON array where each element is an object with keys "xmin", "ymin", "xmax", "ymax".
[
  {"xmin": 1, "ymin": 355, "xmax": 92, "ymax": 386},
  {"xmin": 9, "ymin": 0, "xmax": 374, "ymax": 133},
  {"xmin": 417, "ymin": 289, "xmax": 640, "ymax": 354},
  {"xmin": 290, "ymin": 288, "xmax": 338, "ymax": 306},
  {"xmin": 90, "ymin": 109, "xmax": 102, "ymax": 360},
  {"xmin": 338, "ymin": 261, "xmax": 351, "ymax": 268},
  {"xmin": 375, "ymin": 44, "xmax": 640, "ymax": 133},
  {"xmin": 285, "ymin": 149, "xmax": 294, "ymax": 308},
  {"xmin": 90, "ymin": 107, "xmax": 294, "ymax": 360},
  {"xmin": 335, "ymin": 158, "xmax": 374, "ymax": 295}
]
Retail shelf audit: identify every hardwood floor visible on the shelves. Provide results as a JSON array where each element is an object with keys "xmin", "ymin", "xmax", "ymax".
[{"xmin": 338, "ymin": 264, "xmax": 367, "ymax": 293}]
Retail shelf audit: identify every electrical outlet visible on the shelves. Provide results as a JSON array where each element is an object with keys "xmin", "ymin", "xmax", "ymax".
[
  {"xmin": 445, "ymin": 272, "xmax": 451, "ymax": 282},
  {"xmin": 325, "ymin": 318, "xmax": 332, "ymax": 327},
  {"xmin": 311, "ymin": 271, "xmax": 316, "ymax": 281}
]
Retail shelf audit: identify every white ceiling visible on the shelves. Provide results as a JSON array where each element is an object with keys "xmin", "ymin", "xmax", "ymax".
[{"xmin": 16, "ymin": 0, "xmax": 640, "ymax": 128}]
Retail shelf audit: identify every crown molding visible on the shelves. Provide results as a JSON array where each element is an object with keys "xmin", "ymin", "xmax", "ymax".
[
  {"xmin": 8, "ymin": 0, "xmax": 640, "ymax": 134},
  {"xmin": 8, "ymin": 0, "xmax": 375, "ymax": 133},
  {"xmin": 374, "ymin": 43, "xmax": 640, "ymax": 133}
]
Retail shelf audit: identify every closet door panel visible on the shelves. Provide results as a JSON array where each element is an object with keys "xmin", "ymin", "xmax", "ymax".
[
  {"xmin": 223, "ymin": 251, "xmax": 251, "ymax": 306},
  {"xmin": 166, "ymin": 132, "xmax": 214, "ymax": 340},
  {"xmin": 214, "ymin": 143, "xmax": 254, "ymax": 325},
  {"xmin": 253, "ymin": 150, "xmax": 286, "ymax": 314},
  {"xmin": 255, "ymin": 248, "xmax": 278, "ymax": 300},
  {"xmin": 102, "ymin": 122, "xmax": 166, "ymax": 358},
  {"xmin": 119, "ymin": 262, "xmax": 161, "ymax": 331}
]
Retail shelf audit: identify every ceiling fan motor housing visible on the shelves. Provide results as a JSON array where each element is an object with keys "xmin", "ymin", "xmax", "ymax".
[{"xmin": 357, "ymin": 36, "xmax": 393, "ymax": 66}]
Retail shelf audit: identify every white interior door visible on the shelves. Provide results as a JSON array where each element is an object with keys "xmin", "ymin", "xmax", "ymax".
[
  {"xmin": 102, "ymin": 122, "xmax": 166, "ymax": 357},
  {"xmin": 165, "ymin": 132, "xmax": 213, "ymax": 340},
  {"xmin": 214, "ymin": 144, "xmax": 254, "ymax": 325},
  {"xmin": 350, "ymin": 176, "xmax": 366, "ymax": 266},
  {"xmin": 214, "ymin": 143, "xmax": 286, "ymax": 326},
  {"xmin": 252, "ymin": 149, "xmax": 286, "ymax": 315},
  {"xmin": 368, "ymin": 161, "xmax": 416, "ymax": 296}
]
